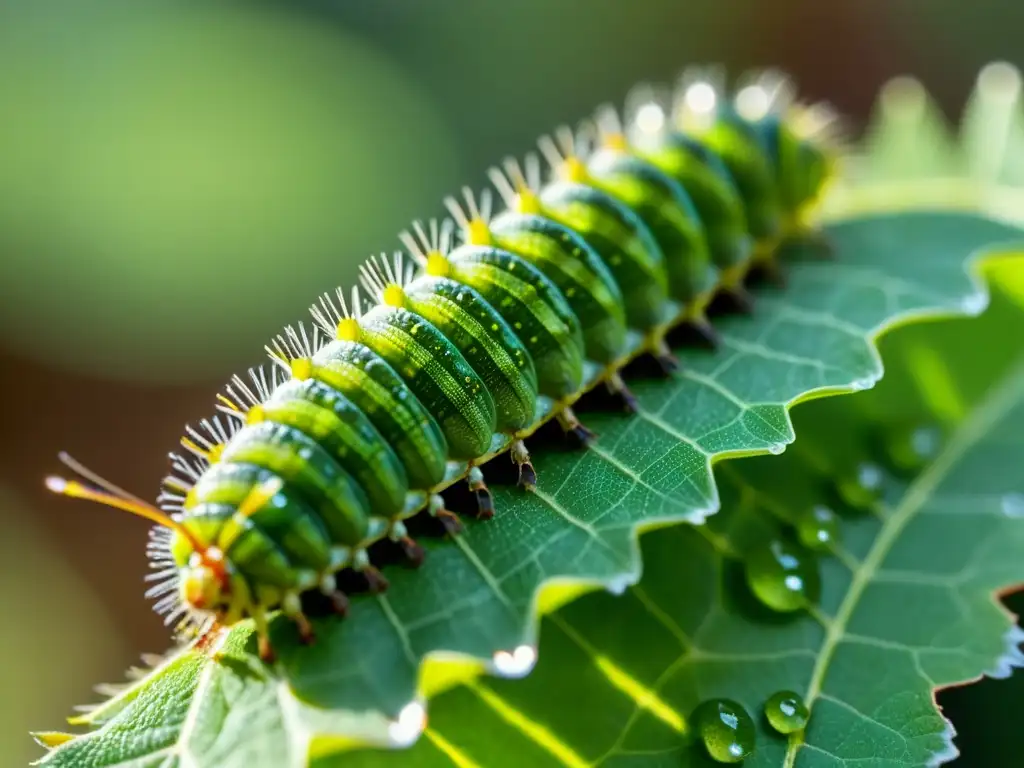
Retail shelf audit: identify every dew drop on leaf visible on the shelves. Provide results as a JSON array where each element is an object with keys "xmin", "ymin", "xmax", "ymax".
[
  {"xmin": 763, "ymin": 689, "xmax": 809, "ymax": 734},
  {"xmin": 836, "ymin": 461, "xmax": 885, "ymax": 510},
  {"xmin": 692, "ymin": 698, "xmax": 756, "ymax": 763},
  {"xmin": 795, "ymin": 504, "xmax": 840, "ymax": 551},
  {"xmin": 1001, "ymin": 492, "xmax": 1024, "ymax": 518},
  {"xmin": 744, "ymin": 538, "xmax": 821, "ymax": 612},
  {"xmin": 885, "ymin": 423, "xmax": 942, "ymax": 472}
]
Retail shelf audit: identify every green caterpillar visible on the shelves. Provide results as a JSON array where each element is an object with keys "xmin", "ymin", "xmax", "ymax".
[{"xmin": 46, "ymin": 67, "xmax": 843, "ymax": 661}]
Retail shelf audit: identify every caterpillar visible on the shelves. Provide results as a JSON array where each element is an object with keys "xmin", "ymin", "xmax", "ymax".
[{"xmin": 45, "ymin": 66, "xmax": 844, "ymax": 662}]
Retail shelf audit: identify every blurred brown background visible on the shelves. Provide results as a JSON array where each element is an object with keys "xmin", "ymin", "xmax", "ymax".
[{"xmin": 1, "ymin": 0, "xmax": 1021, "ymax": 764}]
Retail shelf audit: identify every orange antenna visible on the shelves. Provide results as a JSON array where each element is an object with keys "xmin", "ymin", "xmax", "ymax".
[{"xmin": 45, "ymin": 452, "xmax": 206, "ymax": 553}]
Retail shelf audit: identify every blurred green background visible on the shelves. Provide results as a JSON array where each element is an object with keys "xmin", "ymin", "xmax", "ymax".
[{"xmin": 0, "ymin": 0, "xmax": 1021, "ymax": 764}]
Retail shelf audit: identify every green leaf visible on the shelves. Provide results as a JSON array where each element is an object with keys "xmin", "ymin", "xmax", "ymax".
[
  {"xmin": 35, "ymin": 213, "xmax": 1024, "ymax": 768},
  {"xmin": 333, "ymin": 264, "xmax": 1024, "ymax": 768},
  {"xmin": 37, "ymin": 64, "xmax": 1024, "ymax": 766}
]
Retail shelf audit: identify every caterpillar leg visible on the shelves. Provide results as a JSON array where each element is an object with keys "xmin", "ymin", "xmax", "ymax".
[
  {"xmin": 652, "ymin": 337, "xmax": 680, "ymax": 375},
  {"xmin": 361, "ymin": 564, "xmax": 390, "ymax": 594},
  {"xmin": 606, "ymin": 371, "xmax": 639, "ymax": 414},
  {"xmin": 194, "ymin": 622, "xmax": 222, "ymax": 654},
  {"xmin": 797, "ymin": 227, "xmax": 836, "ymax": 259},
  {"xmin": 467, "ymin": 466, "xmax": 494, "ymax": 519},
  {"xmin": 387, "ymin": 520, "xmax": 425, "ymax": 566},
  {"xmin": 510, "ymin": 439, "xmax": 537, "ymax": 490},
  {"xmin": 429, "ymin": 493, "xmax": 463, "ymax": 536},
  {"xmin": 252, "ymin": 609, "xmax": 276, "ymax": 663},
  {"xmin": 320, "ymin": 574, "xmax": 350, "ymax": 616},
  {"xmin": 283, "ymin": 592, "xmax": 315, "ymax": 646},
  {"xmin": 681, "ymin": 315, "xmax": 720, "ymax": 351},
  {"xmin": 556, "ymin": 406, "xmax": 595, "ymax": 445},
  {"xmin": 399, "ymin": 537, "xmax": 426, "ymax": 567},
  {"xmin": 714, "ymin": 284, "xmax": 755, "ymax": 316},
  {"xmin": 750, "ymin": 257, "xmax": 786, "ymax": 289}
]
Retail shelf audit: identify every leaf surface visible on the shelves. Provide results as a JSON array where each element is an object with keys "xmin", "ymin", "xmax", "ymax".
[
  {"xmin": 35, "ymin": 212, "xmax": 1024, "ymax": 768},
  {"xmin": 334, "ymin": 264, "xmax": 1024, "ymax": 768}
]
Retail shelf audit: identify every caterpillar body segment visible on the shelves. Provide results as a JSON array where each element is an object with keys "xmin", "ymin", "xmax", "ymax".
[
  {"xmin": 367, "ymin": 256, "xmax": 540, "ymax": 435},
  {"xmin": 486, "ymin": 212, "xmax": 629, "ymax": 366},
  {"xmin": 259, "ymin": 377, "xmax": 410, "ymax": 519},
  {"xmin": 438, "ymin": 241, "xmax": 587, "ymax": 401},
  {"xmin": 214, "ymin": 420, "xmax": 372, "ymax": 549},
  {"xmin": 625, "ymin": 89, "xmax": 753, "ymax": 282},
  {"xmin": 587, "ymin": 146, "xmax": 718, "ymax": 314},
  {"xmin": 45, "ymin": 66, "xmax": 842, "ymax": 660},
  {"xmin": 292, "ymin": 339, "xmax": 449, "ymax": 492},
  {"xmin": 539, "ymin": 179, "xmax": 674, "ymax": 333},
  {"xmin": 357, "ymin": 305, "xmax": 497, "ymax": 460}
]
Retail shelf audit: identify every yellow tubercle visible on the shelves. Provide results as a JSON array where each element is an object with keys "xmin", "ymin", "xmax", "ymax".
[
  {"xmin": 291, "ymin": 358, "xmax": 314, "ymax": 379},
  {"xmin": 246, "ymin": 405, "xmax": 265, "ymax": 425},
  {"xmin": 181, "ymin": 437, "xmax": 222, "ymax": 464},
  {"xmin": 426, "ymin": 251, "xmax": 452, "ymax": 277},
  {"xmin": 516, "ymin": 190, "xmax": 542, "ymax": 215},
  {"xmin": 467, "ymin": 218, "xmax": 492, "ymax": 246},
  {"xmin": 603, "ymin": 132, "xmax": 628, "ymax": 151},
  {"xmin": 563, "ymin": 156, "xmax": 589, "ymax": 184},
  {"xmin": 382, "ymin": 284, "xmax": 406, "ymax": 308},
  {"xmin": 337, "ymin": 318, "xmax": 361, "ymax": 342}
]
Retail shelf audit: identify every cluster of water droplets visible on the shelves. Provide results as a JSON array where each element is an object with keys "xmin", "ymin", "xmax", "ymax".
[
  {"xmin": 686, "ymin": 689, "xmax": 810, "ymax": 763},
  {"xmin": 683, "ymin": 421, "xmax": 945, "ymax": 762}
]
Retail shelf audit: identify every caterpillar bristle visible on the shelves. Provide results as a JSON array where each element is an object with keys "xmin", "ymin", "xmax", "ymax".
[
  {"xmin": 267, "ymin": 321, "xmax": 329, "ymax": 370},
  {"xmin": 673, "ymin": 67, "xmax": 725, "ymax": 130},
  {"xmin": 733, "ymin": 68, "xmax": 795, "ymax": 122},
  {"xmin": 537, "ymin": 131, "xmax": 568, "ymax": 176},
  {"xmin": 593, "ymin": 103, "xmax": 626, "ymax": 147},
  {"xmin": 444, "ymin": 186, "xmax": 493, "ymax": 245},
  {"xmin": 623, "ymin": 82, "xmax": 671, "ymax": 144},
  {"xmin": 216, "ymin": 366, "xmax": 285, "ymax": 418},
  {"xmin": 488, "ymin": 153, "xmax": 543, "ymax": 211},
  {"xmin": 358, "ymin": 251, "xmax": 416, "ymax": 306},
  {"xmin": 399, "ymin": 218, "xmax": 455, "ymax": 267}
]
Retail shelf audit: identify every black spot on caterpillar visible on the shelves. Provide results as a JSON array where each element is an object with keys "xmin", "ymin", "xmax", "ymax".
[{"xmin": 45, "ymin": 66, "xmax": 845, "ymax": 661}]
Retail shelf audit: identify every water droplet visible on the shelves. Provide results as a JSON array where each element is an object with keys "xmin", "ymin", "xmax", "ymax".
[
  {"xmin": 763, "ymin": 690, "xmax": 809, "ymax": 734},
  {"xmin": 744, "ymin": 539, "xmax": 820, "ymax": 612},
  {"xmin": 388, "ymin": 700, "xmax": 426, "ymax": 747},
  {"xmin": 886, "ymin": 424, "xmax": 942, "ymax": 472},
  {"xmin": 961, "ymin": 291, "xmax": 988, "ymax": 315},
  {"xmin": 849, "ymin": 375, "xmax": 876, "ymax": 392},
  {"xmin": 796, "ymin": 504, "xmax": 839, "ymax": 551},
  {"xmin": 837, "ymin": 461, "xmax": 884, "ymax": 510},
  {"xmin": 692, "ymin": 698, "xmax": 756, "ymax": 763},
  {"xmin": 606, "ymin": 573, "xmax": 637, "ymax": 596},
  {"xmin": 492, "ymin": 645, "xmax": 537, "ymax": 678},
  {"xmin": 767, "ymin": 442, "xmax": 786, "ymax": 455},
  {"xmin": 1002, "ymin": 493, "xmax": 1024, "ymax": 518}
]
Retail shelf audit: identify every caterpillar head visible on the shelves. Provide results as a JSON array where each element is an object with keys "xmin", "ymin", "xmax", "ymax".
[
  {"xmin": 178, "ymin": 548, "xmax": 230, "ymax": 614},
  {"xmin": 44, "ymin": 448, "xmax": 245, "ymax": 638},
  {"xmin": 172, "ymin": 479, "xmax": 278, "ymax": 625}
]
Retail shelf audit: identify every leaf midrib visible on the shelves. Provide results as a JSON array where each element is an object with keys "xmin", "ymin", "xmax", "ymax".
[{"xmin": 783, "ymin": 355, "xmax": 1024, "ymax": 767}]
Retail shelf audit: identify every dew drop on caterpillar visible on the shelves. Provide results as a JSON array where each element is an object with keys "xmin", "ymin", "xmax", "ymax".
[{"xmin": 45, "ymin": 66, "xmax": 843, "ymax": 661}]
